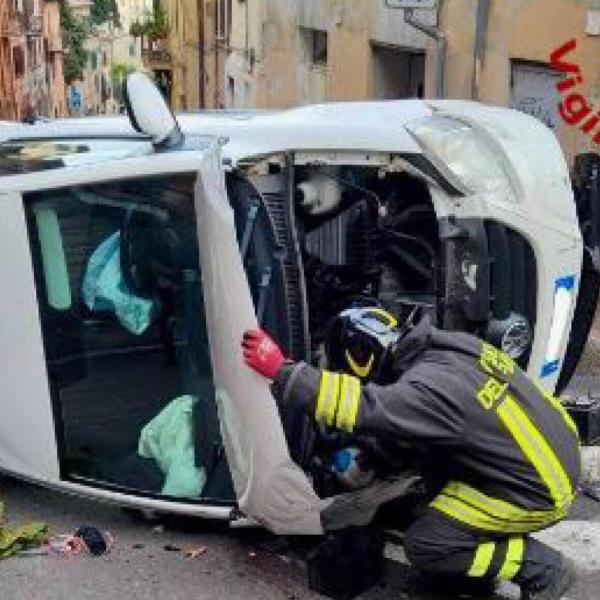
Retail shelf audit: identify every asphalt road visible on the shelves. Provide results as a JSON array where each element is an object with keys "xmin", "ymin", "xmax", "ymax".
[
  {"xmin": 3, "ymin": 337, "xmax": 600, "ymax": 600},
  {"xmin": 1, "ymin": 475, "xmax": 600, "ymax": 600}
]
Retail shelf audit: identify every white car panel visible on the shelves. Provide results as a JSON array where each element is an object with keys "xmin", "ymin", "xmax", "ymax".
[
  {"xmin": 0, "ymin": 192, "xmax": 61, "ymax": 480},
  {"xmin": 427, "ymin": 101, "xmax": 583, "ymax": 389},
  {"xmin": 194, "ymin": 148, "xmax": 325, "ymax": 534}
]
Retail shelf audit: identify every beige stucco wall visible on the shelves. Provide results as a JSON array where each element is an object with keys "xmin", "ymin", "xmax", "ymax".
[{"xmin": 226, "ymin": 0, "xmax": 433, "ymax": 109}]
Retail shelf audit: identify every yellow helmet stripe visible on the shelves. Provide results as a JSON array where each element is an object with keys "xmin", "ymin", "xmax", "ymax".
[
  {"xmin": 365, "ymin": 308, "xmax": 398, "ymax": 328},
  {"xmin": 345, "ymin": 350, "xmax": 375, "ymax": 378}
]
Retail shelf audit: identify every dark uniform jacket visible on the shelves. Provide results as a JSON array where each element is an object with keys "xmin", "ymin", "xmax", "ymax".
[{"xmin": 272, "ymin": 317, "xmax": 581, "ymax": 534}]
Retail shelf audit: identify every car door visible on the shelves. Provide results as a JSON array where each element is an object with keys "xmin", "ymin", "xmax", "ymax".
[
  {"xmin": 194, "ymin": 149, "xmax": 324, "ymax": 535},
  {"xmin": 0, "ymin": 139, "xmax": 238, "ymax": 518}
]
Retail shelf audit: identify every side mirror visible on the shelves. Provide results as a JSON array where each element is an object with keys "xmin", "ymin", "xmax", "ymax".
[{"xmin": 123, "ymin": 72, "xmax": 184, "ymax": 149}]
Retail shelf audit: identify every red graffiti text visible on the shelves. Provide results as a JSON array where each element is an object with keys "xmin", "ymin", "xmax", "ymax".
[{"xmin": 551, "ymin": 39, "xmax": 600, "ymax": 145}]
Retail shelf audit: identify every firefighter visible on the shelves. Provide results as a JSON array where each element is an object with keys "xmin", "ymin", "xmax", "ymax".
[{"xmin": 242, "ymin": 307, "xmax": 581, "ymax": 600}]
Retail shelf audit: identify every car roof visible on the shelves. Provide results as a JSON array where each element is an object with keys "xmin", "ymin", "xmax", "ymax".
[{"xmin": 0, "ymin": 100, "xmax": 433, "ymax": 164}]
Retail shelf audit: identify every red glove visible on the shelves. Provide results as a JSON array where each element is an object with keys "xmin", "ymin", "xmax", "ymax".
[{"xmin": 242, "ymin": 328, "xmax": 285, "ymax": 379}]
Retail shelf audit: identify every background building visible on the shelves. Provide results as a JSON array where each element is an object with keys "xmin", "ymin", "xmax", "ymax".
[
  {"xmin": 140, "ymin": 0, "xmax": 228, "ymax": 110},
  {"xmin": 43, "ymin": 0, "xmax": 65, "ymax": 117},
  {"xmin": 225, "ymin": 0, "xmax": 433, "ymax": 109},
  {"xmin": 0, "ymin": 0, "xmax": 18, "ymax": 119},
  {"xmin": 74, "ymin": 0, "xmax": 151, "ymax": 116},
  {"xmin": 223, "ymin": 0, "xmax": 600, "ymax": 167},
  {"xmin": 0, "ymin": 0, "xmax": 65, "ymax": 120}
]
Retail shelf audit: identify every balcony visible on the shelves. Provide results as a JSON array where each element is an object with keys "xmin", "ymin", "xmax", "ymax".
[{"xmin": 142, "ymin": 47, "xmax": 172, "ymax": 71}]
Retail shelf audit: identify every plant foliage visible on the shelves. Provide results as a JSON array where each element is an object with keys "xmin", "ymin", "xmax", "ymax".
[
  {"xmin": 90, "ymin": 0, "xmax": 121, "ymax": 28},
  {"xmin": 130, "ymin": 5, "xmax": 168, "ymax": 40},
  {"xmin": 60, "ymin": 1, "xmax": 88, "ymax": 85}
]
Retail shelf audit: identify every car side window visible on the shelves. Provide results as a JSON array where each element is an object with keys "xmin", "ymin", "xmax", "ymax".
[{"xmin": 24, "ymin": 174, "xmax": 234, "ymax": 503}]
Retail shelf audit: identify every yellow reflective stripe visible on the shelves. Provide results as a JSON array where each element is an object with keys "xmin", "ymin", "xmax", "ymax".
[
  {"xmin": 468, "ymin": 542, "xmax": 495, "ymax": 577},
  {"xmin": 366, "ymin": 307, "xmax": 398, "ymax": 328},
  {"xmin": 431, "ymin": 495, "xmax": 506, "ymax": 532},
  {"xmin": 346, "ymin": 377, "xmax": 361, "ymax": 433},
  {"xmin": 497, "ymin": 537, "xmax": 524, "ymax": 581},
  {"xmin": 315, "ymin": 371, "xmax": 331, "ymax": 424},
  {"xmin": 327, "ymin": 373, "xmax": 341, "ymax": 426},
  {"xmin": 431, "ymin": 494, "xmax": 557, "ymax": 533},
  {"xmin": 497, "ymin": 396, "xmax": 573, "ymax": 514},
  {"xmin": 444, "ymin": 482, "xmax": 554, "ymax": 524},
  {"xmin": 315, "ymin": 371, "xmax": 340, "ymax": 427},
  {"xmin": 336, "ymin": 374, "xmax": 361, "ymax": 433},
  {"xmin": 533, "ymin": 380, "xmax": 579, "ymax": 439},
  {"xmin": 336, "ymin": 374, "xmax": 351, "ymax": 430}
]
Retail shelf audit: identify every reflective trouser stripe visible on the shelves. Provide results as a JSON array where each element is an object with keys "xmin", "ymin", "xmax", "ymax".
[
  {"xmin": 442, "ymin": 482, "xmax": 556, "ymax": 525},
  {"xmin": 430, "ymin": 493, "xmax": 557, "ymax": 533},
  {"xmin": 315, "ymin": 371, "xmax": 341, "ymax": 427},
  {"xmin": 336, "ymin": 374, "xmax": 361, "ymax": 433},
  {"xmin": 467, "ymin": 542, "xmax": 495, "ymax": 577},
  {"xmin": 497, "ymin": 537, "xmax": 525, "ymax": 581},
  {"xmin": 533, "ymin": 380, "xmax": 580, "ymax": 440},
  {"xmin": 497, "ymin": 395, "xmax": 573, "ymax": 514}
]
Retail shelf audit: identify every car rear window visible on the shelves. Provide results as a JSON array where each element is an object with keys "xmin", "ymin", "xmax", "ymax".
[{"xmin": 0, "ymin": 139, "xmax": 152, "ymax": 175}]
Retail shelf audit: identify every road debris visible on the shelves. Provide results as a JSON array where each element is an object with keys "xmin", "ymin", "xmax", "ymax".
[
  {"xmin": 49, "ymin": 534, "xmax": 84, "ymax": 556},
  {"xmin": 48, "ymin": 527, "xmax": 113, "ymax": 557},
  {"xmin": 74, "ymin": 525, "xmax": 112, "ymax": 556},
  {"xmin": 185, "ymin": 546, "xmax": 207, "ymax": 559},
  {"xmin": 163, "ymin": 544, "xmax": 182, "ymax": 552},
  {"xmin": 0, "ymin": 500, "xmax": 47, "ymax": 559}
]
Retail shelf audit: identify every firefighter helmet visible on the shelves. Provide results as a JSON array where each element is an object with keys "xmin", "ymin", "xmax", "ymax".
[{"xmin": 326, "ymin": 307, "xmax": 401, "ymax": 381}]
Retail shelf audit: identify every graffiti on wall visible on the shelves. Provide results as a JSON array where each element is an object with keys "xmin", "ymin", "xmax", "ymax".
[{"xmin": 550, "ymin": 39, "xmax": 600, "ymax": 145}]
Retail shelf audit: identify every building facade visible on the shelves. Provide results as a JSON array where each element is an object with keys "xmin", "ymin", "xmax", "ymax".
[
  {"xmin": 140, "ymin": 0, "xmax": 229, "ymax": 110},
  {"xmin": 0, "ymin": 0, "xmax": 65, "ymax": 121},
  {"xmin": 224, "ymin": 0, "xmax": 600, "ymax": 167},
  {"xmin": 73, "ymin": 0, "xmax": 151, "ymax": 116},
  {"xmin": 225, "ymin": 0, "xmax": 434, "ymax": 110},
  {"xmin": 43, "ymin": 0, "xmax": 65, "ymax": 117},
  {"xmin": 0, "ymin": 0, "xmax": 18, "ymax": 119}
]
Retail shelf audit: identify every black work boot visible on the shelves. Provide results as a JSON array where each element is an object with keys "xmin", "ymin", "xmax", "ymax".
[{"xmin": 519, "ymin": 555, "xmax": 576, "ymax": 600}]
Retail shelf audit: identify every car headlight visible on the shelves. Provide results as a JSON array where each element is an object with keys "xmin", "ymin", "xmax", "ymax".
[
  {"xmin": 407, "ymin": 115, "xmax": 518, "ymax": 203},
  {"xmin": 541, "ymin": 275, "xmax": 576, "ymax": 378}
]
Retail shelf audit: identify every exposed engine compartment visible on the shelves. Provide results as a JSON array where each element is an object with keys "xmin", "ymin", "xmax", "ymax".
[
  {"xmin": 228, "ymin": 155, "xmax": 443, "ymax": 364},
  {"xmin": 294, "ymin": 165, "xmax": 440, "ymax": 353}
]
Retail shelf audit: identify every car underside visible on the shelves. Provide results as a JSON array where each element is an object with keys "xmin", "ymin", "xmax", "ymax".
[{"xmin": 228, "ymin": 152, "xmax": 538, "ymax": 373}]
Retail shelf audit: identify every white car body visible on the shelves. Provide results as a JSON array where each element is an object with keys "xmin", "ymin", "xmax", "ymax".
[{"xmin": 0, "ymin": 98, "xmax": 583, "ymax": 534}]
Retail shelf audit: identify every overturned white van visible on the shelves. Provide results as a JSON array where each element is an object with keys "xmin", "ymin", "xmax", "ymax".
[{"xmin": 0, "ymin": 74, "xmax": 590, "ymax": 534}]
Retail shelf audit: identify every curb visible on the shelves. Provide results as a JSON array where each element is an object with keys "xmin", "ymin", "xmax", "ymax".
[{"xmin": 581, "ymin": 446, "xmax": 600, "ymax": 481}]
